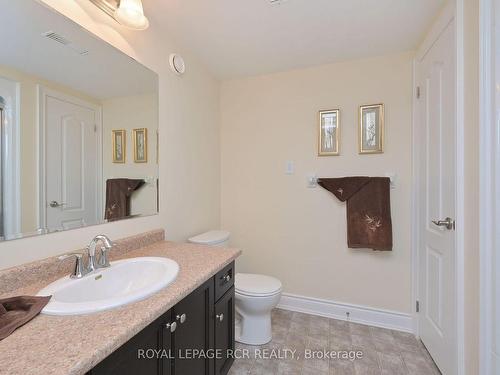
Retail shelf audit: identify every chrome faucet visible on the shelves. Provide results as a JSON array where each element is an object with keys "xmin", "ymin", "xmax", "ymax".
[
  {"xmin": 87, "ymin": 234, "xmax": 114, "ymax": 271},
  {"xmin": 59, "ymin": 235, "xmax": 114, "ymax": 279}
]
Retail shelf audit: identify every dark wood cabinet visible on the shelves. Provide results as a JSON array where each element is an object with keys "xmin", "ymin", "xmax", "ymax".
[
  {"xmin": 172, "ymin": 279, "xmax": 214, "ymax": 375},
  {"xmin": 90, "ymin": 311, "xmax": 169, "ymax": 375},
  {"xmin": 214, "ymin": 287, "xmax": 235, "ymax": 375},
  {"xmin": 89, "ymin": 262, "xmax": 235, "ymax": 375},
  {"xmin": 161, "ymin": 311, "xmax": 174, "ymax": 375}
]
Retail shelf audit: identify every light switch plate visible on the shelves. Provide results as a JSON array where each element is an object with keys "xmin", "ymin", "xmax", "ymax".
[{"xmin": 285, "ymin": 160, "xmax": 295, "ymax": 175}]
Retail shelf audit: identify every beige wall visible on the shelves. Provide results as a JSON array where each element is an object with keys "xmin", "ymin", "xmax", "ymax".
[
  {"xmin": 0, "ymin": 0, "xmax": 221, "ymax": 269},
  {"xmin": 102, "ymin": 94, "xmax": 158, "ymax": 217},
  {"xmin": 221, "ymin": 52, "xmax": 414, "ymax": 313}
]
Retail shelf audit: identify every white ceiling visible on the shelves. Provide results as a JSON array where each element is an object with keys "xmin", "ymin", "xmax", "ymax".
[
  {"xmin": 0, "ymin": 1, "xmax": 157, "ymax": 100},
  {"xmin": 147, "ymin": 0, "xmax": 445, "ymax": 79}
]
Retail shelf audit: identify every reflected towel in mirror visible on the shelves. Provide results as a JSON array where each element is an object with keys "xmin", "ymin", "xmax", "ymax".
[{"xmin": 105, "ymin": 178, "xmax": 145, "ymax": 221}]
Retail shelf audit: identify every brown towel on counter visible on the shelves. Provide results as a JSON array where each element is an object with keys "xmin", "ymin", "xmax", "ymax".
[
  {"xmin": 318, "ymin": 177, "xmax": 393, "ymax": 251},
  {"xmin": 105, "ymin": 178, "xmax": 145, "ymax": 221},
  {"xmin": 0, "ymin": 296, "xmax": 51, "ymax": 340}
]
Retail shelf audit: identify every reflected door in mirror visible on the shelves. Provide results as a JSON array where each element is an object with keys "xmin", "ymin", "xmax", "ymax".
[{"xmin": 44, "ymin": 91, "xmax": 101, "ymax": 232}]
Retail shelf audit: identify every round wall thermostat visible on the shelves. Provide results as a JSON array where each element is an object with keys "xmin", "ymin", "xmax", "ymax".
[{"xmin": 169, "ymin": 53, "xmax": 186, "ymax": 75}]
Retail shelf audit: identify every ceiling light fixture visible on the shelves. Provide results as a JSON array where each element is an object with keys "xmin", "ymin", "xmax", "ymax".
[{"xmin": 89, "ymin": 0, "xmax": 149, "ymax": 31}]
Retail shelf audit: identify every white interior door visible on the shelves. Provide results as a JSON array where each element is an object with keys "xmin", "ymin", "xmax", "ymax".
[
  {"xmin": 43, "ymin": 90, "xmax": 100, "ymax": 231},
  {"xmin": 416, "ymin": 17, "xmax": 457, "ymax": 375}
]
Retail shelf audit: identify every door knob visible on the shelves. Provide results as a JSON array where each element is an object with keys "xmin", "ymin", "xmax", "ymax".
[
  {"xmin": 165, "ymin": 321, "xmax": 177, "ymax": 332},
  {"xmin": 49, "ymin": 201, "xmax": 67, "ymax": 208},
  {"xmin": 216, "ymin": 313, "xmax": 224, "ymax": 322},
  {"xmin": 176, "ymin": 313, "xmax": 187, "ymax": 324},
  {"xmin": 431, "ymin": 217, "xmax": 455, "ymax": 230}
]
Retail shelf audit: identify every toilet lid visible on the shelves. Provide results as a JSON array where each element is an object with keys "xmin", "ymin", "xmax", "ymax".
[
  {"xmin": 188, "ymin": 230, "xmax": 230, "ymax": 245},
  {"xmin": 235, "ymin": 273, "xmax": 282, "ymax": 297}
]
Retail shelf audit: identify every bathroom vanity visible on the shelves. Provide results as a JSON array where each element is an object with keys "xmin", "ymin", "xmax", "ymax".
[
  {"xmin": 89, "ymin": 262, "xmax": 235, "ymax": 375},
  {"xmin": 0, "ymin": 230, "xmax": 240, "ymax": 375}
]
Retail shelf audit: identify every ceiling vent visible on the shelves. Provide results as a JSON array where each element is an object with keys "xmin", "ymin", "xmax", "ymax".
[
  {"xmin": 42, "ymin": 31, "xmax": 71, "ymax": 45},
  {"xmin": 41, "ymin": 31, "xmax": 89, "ymax": 55},
  {"xmin": 269, "ymin": 0, "xmax": 288, "ymax": 5}
]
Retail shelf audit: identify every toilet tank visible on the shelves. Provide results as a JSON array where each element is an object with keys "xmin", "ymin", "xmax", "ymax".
[{"xmin": 188, "ymin": 230, "xmax": 230, "ymax": 247}]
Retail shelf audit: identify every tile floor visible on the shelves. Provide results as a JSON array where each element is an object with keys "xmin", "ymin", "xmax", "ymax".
[{"xmin": 229, "ymin": 309, "xmax": 441, "ymax": 375}]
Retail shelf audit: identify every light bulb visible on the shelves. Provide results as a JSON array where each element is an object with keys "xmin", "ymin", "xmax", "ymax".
[{"xmin": 115, "ymin": 0, "xmax": 149, "ymax": 30}]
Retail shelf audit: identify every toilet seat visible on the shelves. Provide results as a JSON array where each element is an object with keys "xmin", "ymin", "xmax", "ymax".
[{"xmin": 235, "ymin": 273, "xmax": 282, "ymax": 297}]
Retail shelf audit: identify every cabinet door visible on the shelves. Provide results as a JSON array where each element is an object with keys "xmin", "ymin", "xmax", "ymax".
[
  {"xmin": 90, "ymin": 311, "xmax": 169, "ymax": 375},
  {"xmin": 214, "ymin": 287, "xmax": 235, "ymax": 375},
  {"xmin": 161, "ymin": 310, "xmax": 174, "ymax": 375},
  {"xmin": 173, "ymin": 279, "xmax": 214, "ymax": 375}
]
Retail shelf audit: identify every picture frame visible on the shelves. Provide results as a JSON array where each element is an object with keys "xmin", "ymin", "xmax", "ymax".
[
  {"xmin": 359, "ymin": 104, "xmax": 384, "ymax": 154},
  {"xmin": 112, "ymin": 129, "xmax": 126, "ymax": 163},
  {"xmin": 133, "ymin": 128, "xmax": 148, "ymax": 163},
  {"xmin": 318, "ymin": 109, "xmax": 340, "ymax": 156}
]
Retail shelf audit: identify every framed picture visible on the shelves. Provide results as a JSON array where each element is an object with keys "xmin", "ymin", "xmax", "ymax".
[
  {"xmin": 318, "ymin": 109, "xmax": 340, "ymax": 156},
  {"xmin": 359, "ymin": 104, "xmax": 384, "ymax": 154},
  {"xmin": 133, "ymin": 128, "xmax": 148, "ymax": 163},
  {"xmin": 112, "ymin": 129, "xmax": 126, "ymax": 163}
]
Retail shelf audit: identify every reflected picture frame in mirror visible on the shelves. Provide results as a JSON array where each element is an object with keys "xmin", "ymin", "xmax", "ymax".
[
  {"xmin": 133, "ymin": 128, "xmax": 148, "ymax": 163},
  {"xmin": 359, "ymin": 104, "xmax": 384, "ymax": 154},
  {"xmin": 112, "ymin": 130, "xmax": 126, "ymax": 163}
]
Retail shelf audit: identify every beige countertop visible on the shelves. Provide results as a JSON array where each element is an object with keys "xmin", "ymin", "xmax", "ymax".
[{"xmin": 0, "ymin": 238, "xmax": 241, "ymax": 375}]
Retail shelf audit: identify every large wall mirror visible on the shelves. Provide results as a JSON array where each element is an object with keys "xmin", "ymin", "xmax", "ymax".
[{"xmin": 0, "ymin": 1, "xmax": 159, "ymax": 241}]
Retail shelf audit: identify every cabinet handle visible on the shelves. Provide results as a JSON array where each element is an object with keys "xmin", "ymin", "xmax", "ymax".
[
  {"xmin": 216, "ymin": 313, "xmax": 224, "ymax": 322},
  {"xmin": 176, "ymin": 313, "xmax": 187, "ymax": 324},
  {"xmin": 165, "ymin": 321, "xmax": 177, "ymax": 332},
  {"xmin": 221, "ymin": 274, "xmax": 231, "ymax": 283}
]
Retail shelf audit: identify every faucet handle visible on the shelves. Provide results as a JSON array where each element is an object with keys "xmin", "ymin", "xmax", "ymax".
[
  {"xmin": 98, "ymin": 246, "xmax": 111, "ymax": 268},
  {"xmin": 58, "ymin": 253, "xmax": 85, "ymax": 279}
]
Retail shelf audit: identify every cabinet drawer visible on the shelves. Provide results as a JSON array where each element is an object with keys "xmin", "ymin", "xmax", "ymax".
[{"xmin": 215, "ymin": 261, "xmax": 234, "ymax": 301}]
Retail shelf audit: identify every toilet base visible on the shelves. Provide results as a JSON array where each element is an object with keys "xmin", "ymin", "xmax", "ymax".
[{"xmin": 235, "ymin": 311, "xmax": 273, "ymax": 346}]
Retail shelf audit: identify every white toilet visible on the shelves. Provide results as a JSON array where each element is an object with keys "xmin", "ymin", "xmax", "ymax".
[{"xmin": 188, "ymin": 230, "xmax": 282, "ymax": 346}]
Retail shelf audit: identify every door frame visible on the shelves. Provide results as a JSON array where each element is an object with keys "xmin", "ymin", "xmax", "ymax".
[
  {"xmin": 37, "ymin": 85, "xmax": 103, "ymax": 231},
  {"xmin": 411, "ymin": 1, "xmax": 465, "ymax": 373},
  {"xmin": 0, "ymin": 77, "xmax": 21, "ymax": 239},
  {"xmin": 479, "ymin": 0, "xmax": 496, "ymax": 373}
]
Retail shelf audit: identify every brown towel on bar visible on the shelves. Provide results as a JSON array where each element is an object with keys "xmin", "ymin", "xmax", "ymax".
[
  {"xmin": 105, "ymin": 178, "xmax": 145, "ymax": 221},
  {"xmin": 0, "ymin": 296, "xmax": 51, "ymax": 340},
  {"xmin": 318, "ymin": 177, "xmax": 393, "ymax": 251}
]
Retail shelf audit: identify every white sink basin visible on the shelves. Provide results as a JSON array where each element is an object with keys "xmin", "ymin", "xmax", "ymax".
[{"xmin": 38, "ymin": 257, "xmax": 179, "ymax": 316}]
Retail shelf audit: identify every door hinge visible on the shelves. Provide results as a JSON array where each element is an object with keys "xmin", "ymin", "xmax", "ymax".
[
  {"xmin": 416, "ymin": 86, "xmax": 421, "ymax": 99},
  {"xmin": 416, "ymin": 300, "xmax": 420, "ymax": 313}
]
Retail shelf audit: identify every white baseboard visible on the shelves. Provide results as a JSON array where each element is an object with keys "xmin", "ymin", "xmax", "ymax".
[{"xmin": 277, "ymin": 293, "xmax": 414, "ymax": 333}]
